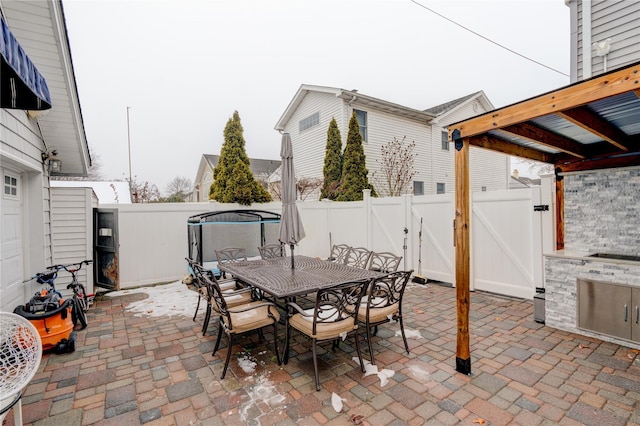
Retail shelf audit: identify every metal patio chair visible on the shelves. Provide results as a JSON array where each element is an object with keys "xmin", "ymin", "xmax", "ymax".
[
  {"xmin": 344, "ymin": 247, "xmax": 372, "ymax": 269},
  {"xmin": 187, "ymin": 258, "xmax": 253, "ymax": 336},
  {"xmin": 327, "ymin": 244, "xmax": 351, "ymax": 264},
  {"xmin": 358, "ymin": 270, "xmax": 413, "ymax": 365},
  {"xmin": 284, "ymin": 278, "xmax": 371, "ymax": 391},
  {"xmin": 204, "ymin": 272, "xmax": 281, "ymax": 379},
  {"xmin": 258, "ymin": 243, "xmax": 285, "ymax": 260},
  {"xmin": 368, "ymin": 251, "xmax": 402, "ymax": 273}
]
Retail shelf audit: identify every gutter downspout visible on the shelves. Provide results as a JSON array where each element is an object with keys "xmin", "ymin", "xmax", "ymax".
[{"xmin": 582, "ymin": 0, "xmax": 592, "ymax": 79}]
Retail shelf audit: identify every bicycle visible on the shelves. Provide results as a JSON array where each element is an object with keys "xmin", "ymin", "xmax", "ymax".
[{"xmin": 56, "ymin": 260, "xmax": 94, "ymax": 330}]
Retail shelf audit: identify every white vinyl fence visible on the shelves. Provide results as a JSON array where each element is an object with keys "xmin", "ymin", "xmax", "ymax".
[{"xmin": 103, "ymin": 176, "xmax": 554, "ymax": 300}]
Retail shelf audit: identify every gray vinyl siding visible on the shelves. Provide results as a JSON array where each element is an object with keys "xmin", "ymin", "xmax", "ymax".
[
  {"xmin": 574, "ymin": 0, "xmax": 640, "ymax": 81},
  {"xmin": 50, "ymin": 187, "xmax": 96, "ymax": 294},
  {"xmin": 591, "ymin": 0, "xmax": 640, "ymax": 76},
  {"xmin": 281, "ymin": 91, "xmax": 342, "ymax": 179}
]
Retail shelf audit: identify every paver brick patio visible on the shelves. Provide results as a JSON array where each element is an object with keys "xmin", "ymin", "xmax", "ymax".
[{"xmin": 4, "ymin": 282, "xmax": 640, "ymax": 425}]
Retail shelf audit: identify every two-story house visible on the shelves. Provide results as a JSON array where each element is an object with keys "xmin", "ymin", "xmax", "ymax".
[
  {"xmin": 1, "ymin": 1, "xmax": 90, "ymax": 312},
  {"xmin": 274, "ymin": 85, "xmax": 509, "ymax": 199}
]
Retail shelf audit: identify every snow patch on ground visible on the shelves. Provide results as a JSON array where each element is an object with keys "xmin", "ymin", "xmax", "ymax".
[
  {"xmin": 106, "ymin": 281, "xmax": 197, "ymax": 318},
  {"xmin": 397, "ymin": 328, "xmax": 423, "ymax": 339},
  {"xmin": 239, "ymin": 372, "xmax": 286, "ymax": 423}
]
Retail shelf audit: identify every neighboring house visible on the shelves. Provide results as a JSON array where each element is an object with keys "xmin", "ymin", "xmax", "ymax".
[
  {"xmin": 509, "ymin": 169, "xmax": 541, "ymax": 190},
  {"xmin": 190, "ymin": 154, "xmax": 280, "ymax": 202},
  {"xmin": 567, "ymin": 0, "xmax": 640, "ymax": 83},
  {"xmin": 274, "ymin": 85, "xmax": 509, "ymax": 199},
  {"xmin": 1, "ymin": 1, "xmax": 90, "ymax": 312}
]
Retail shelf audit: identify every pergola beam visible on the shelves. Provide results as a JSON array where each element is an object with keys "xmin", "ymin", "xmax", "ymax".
[
  {"xmin": 556, "ymin": 106, "xmax": 631, "ymax": 151},
  {"xmin": 556, "ymin": 152, "xmax": 640, "ymax": 173},
  {"xmin": 468, "ymin": 134, "xmax": 556, "ymax": 164},
  {"xmin": 501, "ymin": 122, "xmax": 587, "ymax": 158},
  {"xmin": 453, "ymin": 64, "xmax": 640, "ymax": 139}
]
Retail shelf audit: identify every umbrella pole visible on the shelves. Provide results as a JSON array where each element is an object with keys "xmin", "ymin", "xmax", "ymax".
[{"xmin": 290, "ymin": 244, "xmax": 295, "ymax": 269}]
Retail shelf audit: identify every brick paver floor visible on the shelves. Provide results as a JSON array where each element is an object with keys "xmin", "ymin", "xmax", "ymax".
[{"xmin": 5, "ymin": 282, "xmax": 640, "ymax": 425}]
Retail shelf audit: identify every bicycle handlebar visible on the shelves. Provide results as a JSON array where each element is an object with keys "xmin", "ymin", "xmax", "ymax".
[{"xmin": 46, "ymin": 260, "xmax": 93, "ymax": 273}]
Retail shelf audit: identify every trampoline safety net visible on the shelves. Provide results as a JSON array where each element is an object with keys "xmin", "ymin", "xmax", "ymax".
[{"xmin": 187, "ymin": 209, "xmax": 281, "ymax": 264}]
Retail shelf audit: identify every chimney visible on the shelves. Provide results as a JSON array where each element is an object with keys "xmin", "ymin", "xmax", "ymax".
[{"xmin": 512, "ymin": 169, "xmax": 520, "ymax": 179}]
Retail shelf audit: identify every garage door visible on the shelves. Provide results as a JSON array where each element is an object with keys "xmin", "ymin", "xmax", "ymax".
[{"xmin": 1, "ymin": 169, "xmax": 24, "ymax": 312}]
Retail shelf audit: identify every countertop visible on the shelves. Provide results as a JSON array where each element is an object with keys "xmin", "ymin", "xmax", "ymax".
[{"xmin": 544, "ymin": 250, "xmax": 640, "ymax": 266}]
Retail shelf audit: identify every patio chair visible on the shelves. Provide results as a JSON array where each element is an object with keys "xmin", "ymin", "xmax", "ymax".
[
  {"xmin": 368, "ymin": 251, "xmax": 402, "ymax": 273},
  {"xmin": 215, "ymin": 247, "xmax": 247, "ymax": 279},
  {"xmin": 258, "ymin": 243, "xmax": 285, "ymax": 260},
  {"xmin": 187, "ymin": 259, "xmax": 253, "ymax": 336},
  {"xmin": 204, "ymin": 272, "xmax": 281, "ymax": 379},
  {"xmin": 344, "ymin": 247, "xmax": 372, "ymax": 269},
  {"xmin": 358, "ymin": 270, "xmax": 413, "ymax": 365},
  {"xmin": 284, "ymin": 278, "xmax": 371, "ymax": 391},
  {"xmin": 327, "ymin": 244, "xmax": 350, "ymax": 263},
  {"xmin": 185, "ymin": 258, "xmax": 238, "ymax": 325}
]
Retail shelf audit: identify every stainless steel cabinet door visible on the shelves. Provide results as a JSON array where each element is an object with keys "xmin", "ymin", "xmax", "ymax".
[{"xmin": 578, "ymin": 279, "xmax": 631, "ymax": 341}]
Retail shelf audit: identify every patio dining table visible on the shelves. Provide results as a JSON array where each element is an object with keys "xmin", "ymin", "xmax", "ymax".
[{"xmin": 218, "ymin": 255, "xmax": 383, "ymax": 300}]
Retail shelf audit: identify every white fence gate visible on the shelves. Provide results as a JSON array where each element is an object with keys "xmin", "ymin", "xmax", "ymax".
[{"xmin": 93, "ymin": 176, "xmax": 554, "ymax": 299}]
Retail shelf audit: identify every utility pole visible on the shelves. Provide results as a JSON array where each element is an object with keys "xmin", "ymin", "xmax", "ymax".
[
  {"xmin": 126, "ymin": 106, "xmax": 137, "ymax": 202},
  {"xmin": 127, "ymin": 106, "xmax": 132, "ymax": 184}
]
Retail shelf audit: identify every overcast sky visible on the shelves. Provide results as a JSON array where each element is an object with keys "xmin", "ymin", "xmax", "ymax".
[{"xmin": 62, "ymin": 0, "xmax": 570, "ymax": 194}]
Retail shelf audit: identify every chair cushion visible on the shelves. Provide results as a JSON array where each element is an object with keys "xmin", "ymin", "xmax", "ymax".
[
  {"xmin": 358, "ymin": 302, "xmax": 399, "ymax": 323},
  {"xmin": 289, "ymin": 313, "xmax": 356, "ymax": 341},
  {"xmin": 301, "ymin": 306, "xmax": 341, "ymax": 322},
  {"xmin": 219, "ymin": 281, "xmax": 237, "ymax": 290},
  {"xmin": 224, "ymin": 301, "xmax": 280, "ymax": 334},
  {"xmin": 223, "ymin": 291, "xmax": 252, "ymax": 307}
]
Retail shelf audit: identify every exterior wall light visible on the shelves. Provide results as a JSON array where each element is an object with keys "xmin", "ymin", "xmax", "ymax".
[{"xmin": 41, "ymin": 149, "xmax": 61, "ymax": 174}]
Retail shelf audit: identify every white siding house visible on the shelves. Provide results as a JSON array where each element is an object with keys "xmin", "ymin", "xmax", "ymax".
[
  {"xmin": 1, "ymin": 1, "xmax": 90, "ymax": 312},
  {"xmin": 190, "ymin": 154, "xmax": 281, "ymax": 202},
  {"xmin": 568, "ymin": 0, "xmax": 640, "ymax": 82},
  {"xmin": 274, "ymin": 85, "xmax": 509, "ymax": 198}
]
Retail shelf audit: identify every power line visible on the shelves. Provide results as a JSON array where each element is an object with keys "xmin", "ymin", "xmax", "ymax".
[{"xmin": 409, "ymin": 0, "xmax": 569, "ymax": 77}]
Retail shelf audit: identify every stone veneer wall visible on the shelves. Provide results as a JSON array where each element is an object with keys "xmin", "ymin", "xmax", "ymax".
[
  {"xmin": 564, "ymin": 167, "xmax": 640, "ymax": 255},
  {"xmin": 545, "ymin": 166, "xmax": 640, "ymax": 349}
]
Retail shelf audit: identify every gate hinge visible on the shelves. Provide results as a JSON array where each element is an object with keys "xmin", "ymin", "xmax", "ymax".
[{"xmin": 533, "ymin": 204, "xmax": 549, "ymax": 212}]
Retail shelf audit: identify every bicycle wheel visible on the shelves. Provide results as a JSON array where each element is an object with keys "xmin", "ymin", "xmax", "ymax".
[
  {"xmin": 78, "ymin": 284, "xmax": 89, "ymax": 312},
  {"xmin": 71, "ymin": 296, "xmax": 87, "ymax": 330}
]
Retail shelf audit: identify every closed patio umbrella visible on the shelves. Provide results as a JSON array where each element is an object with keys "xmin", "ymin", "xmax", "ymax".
[{"xmin": 278, "ymin": 133, "xmax": 305, "ymax": 269}]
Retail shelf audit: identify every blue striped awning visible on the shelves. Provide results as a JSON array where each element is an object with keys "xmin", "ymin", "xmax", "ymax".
[{"xmin": 1, "ymin": 15, "xmax": 52, "ymax": 110}]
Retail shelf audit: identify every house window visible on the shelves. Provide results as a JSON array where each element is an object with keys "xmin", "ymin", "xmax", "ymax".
[
  {"xmin": 4, "ymin": 174, "xmax": 18, "ymax": 198},
  {"xmin": 413, "ymin": 181, "xmax": 424, "ymax": 196},
  {"xmin": 299, "ymin": 112, "xmax": 320, "ymax": 132},
  {"xmin": 355, "ymin": 109, "xmax": 367, "ymax": 142},
  {"xmin": 436, "ymin": 182, "xmax": 445, "ymax": 194},
  {"xmin": 441, "ymin": 131, "xmax": 449, "ymax": 151}
]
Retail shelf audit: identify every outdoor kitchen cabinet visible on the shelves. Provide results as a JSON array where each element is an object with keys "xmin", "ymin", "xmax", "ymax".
[{"xmin": 577, "ymin": 279, "xmax": 640, "ymax": 343}]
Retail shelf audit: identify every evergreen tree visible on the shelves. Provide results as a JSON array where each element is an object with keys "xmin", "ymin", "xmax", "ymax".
[
  {"xmin": 336, "ymin": 111, "xmax": 377, "ymax": 201},
  {"xmin": 320, "ymin": 117, "xmax": 343, "ymax": 200},
  {"xmin": 210, "ymin": 111, "xmax": 272, "ymax": 205}
]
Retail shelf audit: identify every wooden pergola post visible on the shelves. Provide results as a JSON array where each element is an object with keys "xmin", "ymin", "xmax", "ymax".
[
  {"xmin": 555, "ymin": 168, "xmax": 565, "ymax": 250},
  {"xmin": 452, "ymin": 130, "xmax": 471, "ymax": 375}
]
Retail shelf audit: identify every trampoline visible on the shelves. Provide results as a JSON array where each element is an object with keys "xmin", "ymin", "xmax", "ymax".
[{"xmin": 187, "ymin": 209, "xmax": 281, "ymax": 275}]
